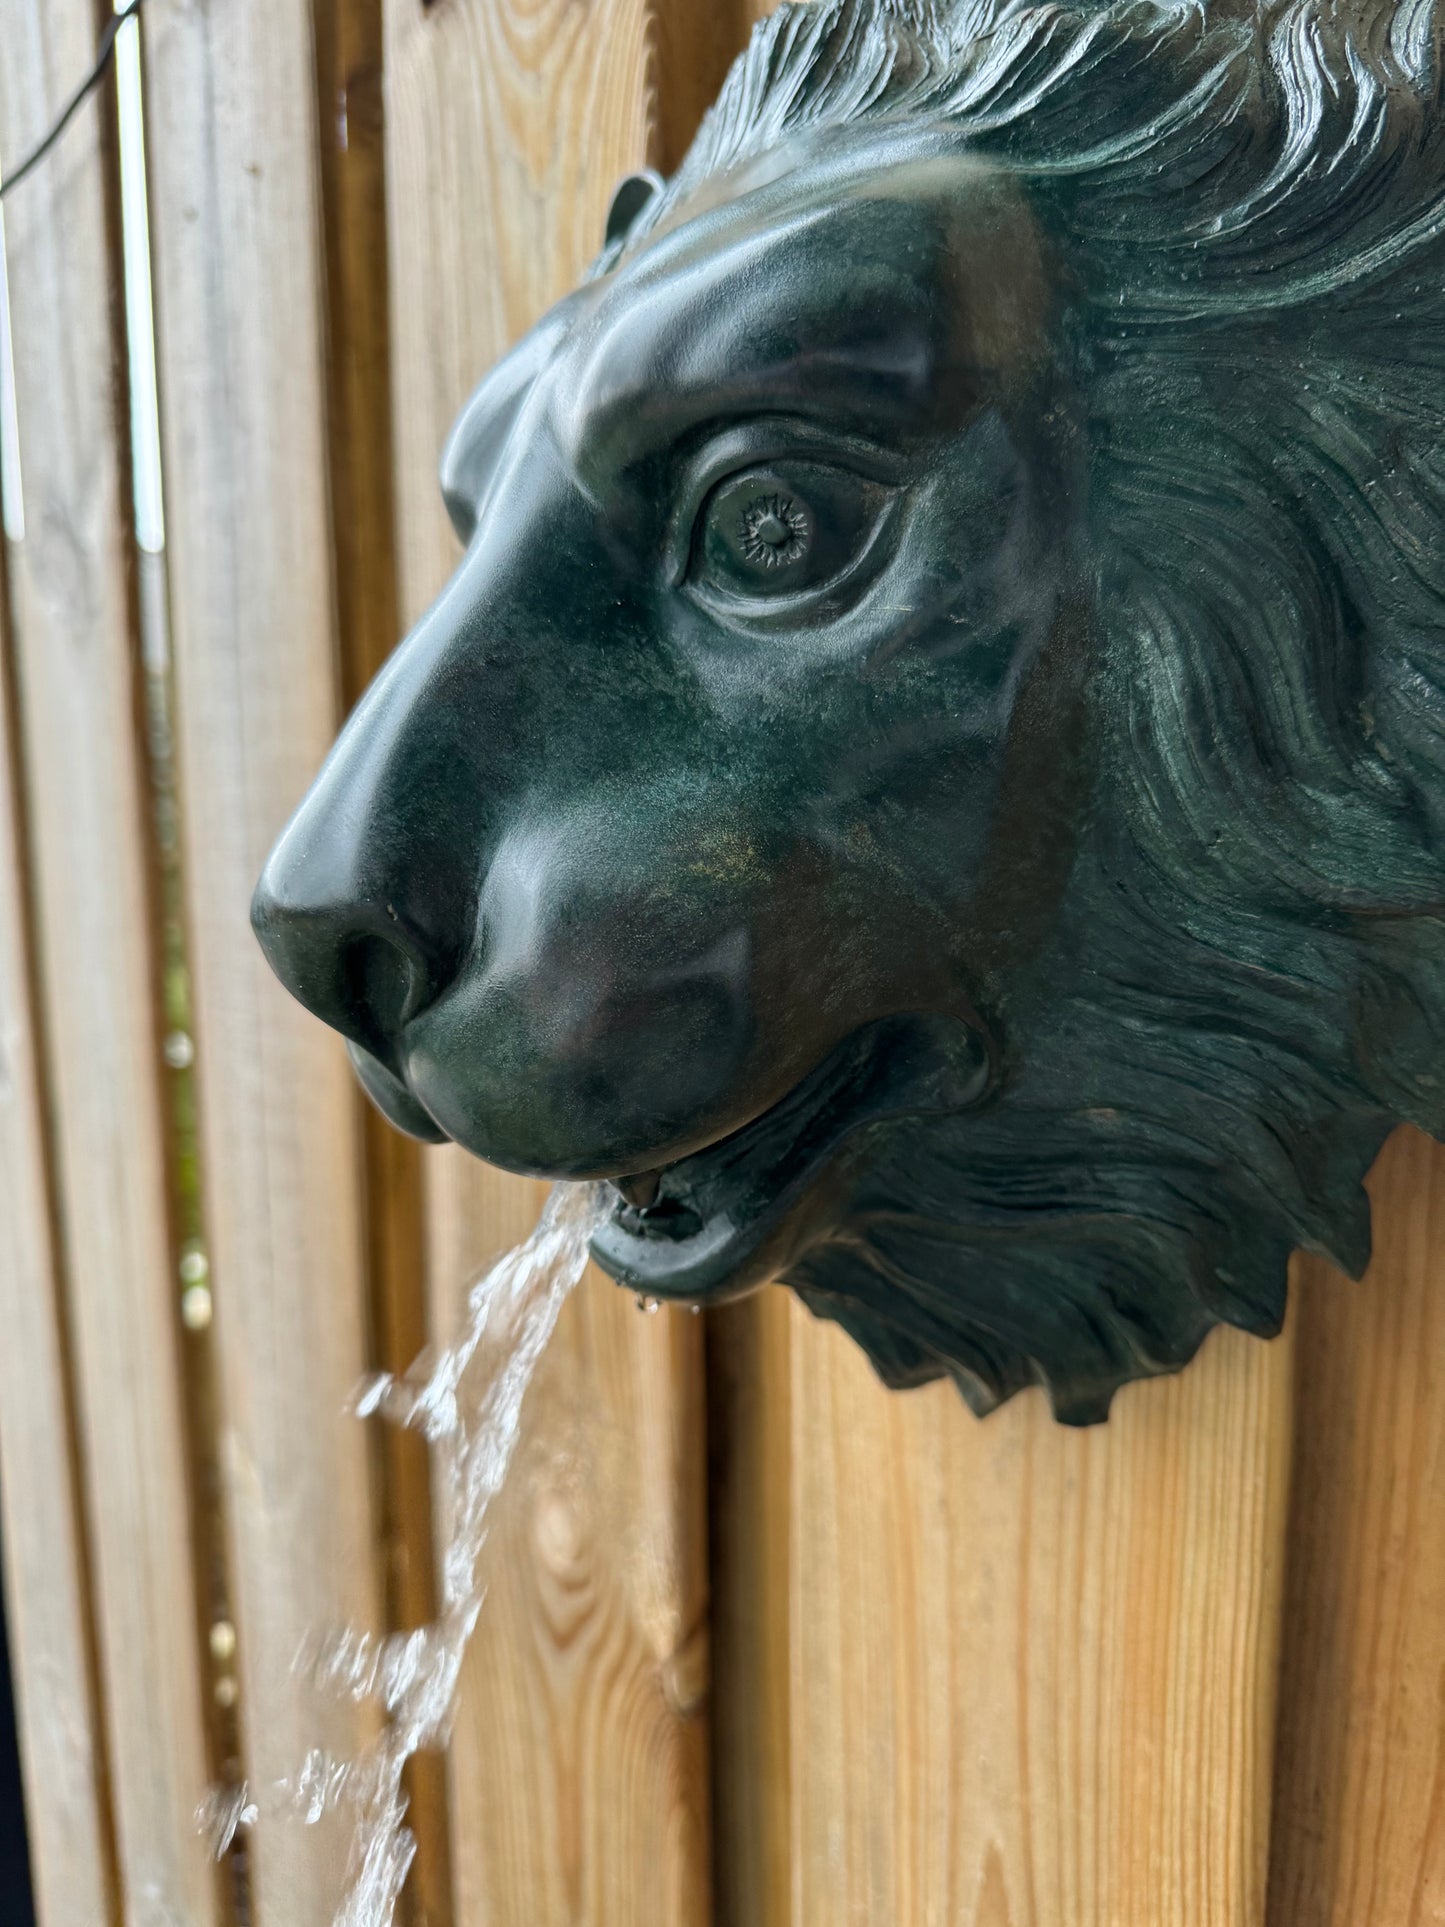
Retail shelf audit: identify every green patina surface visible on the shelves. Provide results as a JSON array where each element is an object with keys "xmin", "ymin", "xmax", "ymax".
[{"xmin": 255, "ymin": 0, "xmax": 1445, "ymax": 1422}]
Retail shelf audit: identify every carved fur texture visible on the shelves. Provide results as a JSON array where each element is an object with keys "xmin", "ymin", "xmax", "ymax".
[{"xmin": 626, "ymin": 0, "xmax": 1445, "ymax": 1422}]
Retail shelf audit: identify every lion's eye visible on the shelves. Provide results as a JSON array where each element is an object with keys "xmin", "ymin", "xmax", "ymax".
[{"xmin": 690, "ymin": 463, "xmax": 888, "ymax": 607}]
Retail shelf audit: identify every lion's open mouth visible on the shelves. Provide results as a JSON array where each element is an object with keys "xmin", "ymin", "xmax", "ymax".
[
  {"xmin": 348, "ymin": 1008, "xmax": 993, "ymax": 1304},
  {"xmin": 590, "ymin": 1010, "xmax": 993, "ymax": 1302}
]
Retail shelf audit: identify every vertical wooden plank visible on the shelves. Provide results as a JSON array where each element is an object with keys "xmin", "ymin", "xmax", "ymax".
[
  {"xmin": 0, "ymin": 6, "xmax": 220, "ymax": 1920},
  {"xmin": 719, "ymin": 1258, "xmax": 1295, "ymax": 1904},
  {"xmin": 383, "ymin": 3, "xmax": 715, "ymax": 1917},
  {"xmin": 427, "ymin": 1168, "xmax": 711, "ymax": 1924},
  {"xmin": 310, "ymin": 0, "xmax": 419, "ymax": 1620},
  {"xmin": 1268, "ymin": 1125, "xmax": 1445, "ymax": 1926},
  {"xmin": 142, "ymin": 0, "xmax": 384, "ymax": 1915},
  {"xmin": 785, "ymin": 1313, "xmax": 1293, "ymax": 1927},
  {"xmin": 0, "ymin": 532, "xmax": 115, "ymax": 1926},
  {"xmin": 310, "ymin": 0, "xmax": 454, "ymax": 1918}
]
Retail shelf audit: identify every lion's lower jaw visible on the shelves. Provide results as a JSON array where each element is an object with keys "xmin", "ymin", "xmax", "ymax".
[{"xmin": 590, "ymin": 1009, "xmax": 994, "ymax": 1303}]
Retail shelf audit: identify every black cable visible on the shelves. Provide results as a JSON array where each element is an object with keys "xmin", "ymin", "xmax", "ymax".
[{"xmin": 0, "ymin": 0, "xmax": 147, "ymax": 204}]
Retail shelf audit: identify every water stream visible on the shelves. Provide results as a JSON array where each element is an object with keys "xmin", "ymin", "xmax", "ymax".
[{"xmin": 200, "ymin": 1180, "xmax": 608, "ymax": 1924}]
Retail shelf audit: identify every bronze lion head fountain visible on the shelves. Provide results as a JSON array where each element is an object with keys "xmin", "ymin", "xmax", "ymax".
[{"xmin": 253, "ymin": 0, "xmax": 1445, "ymax": 1423}]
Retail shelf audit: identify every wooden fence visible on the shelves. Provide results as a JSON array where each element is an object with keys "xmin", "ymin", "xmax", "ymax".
[{"xmin": 0, "ymin": 2, "xmax": 1441, "ymax": 1923}]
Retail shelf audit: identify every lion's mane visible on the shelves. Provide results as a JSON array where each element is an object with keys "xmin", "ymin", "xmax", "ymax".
[{"xmin": 636, "ymin": 0, "xmax": 1445, "ymax": 1420}]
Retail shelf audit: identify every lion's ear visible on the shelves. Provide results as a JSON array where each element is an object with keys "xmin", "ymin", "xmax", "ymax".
[{"xmin": 604, "ymin": 169, "xmax": 665, "ymax": 249}]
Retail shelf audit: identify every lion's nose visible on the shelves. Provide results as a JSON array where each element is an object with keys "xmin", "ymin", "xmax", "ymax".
[
  {"xmin": 251, "ymin": 743, "xmax": 474, "ymax": 1063},
  {"xmin": 251, "ymin": 584, "xmax": 489, "ymax": 1062},
  {"xmin": 251, "ymin": 861, "xmax": 445, "ymax": 1063}
]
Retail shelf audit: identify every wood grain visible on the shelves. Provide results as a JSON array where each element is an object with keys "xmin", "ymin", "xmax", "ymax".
[
  {"xmin": 427, "ymin": 1165, "xmax": 711, "ymax": 1925},
  {"xmin": 784, "ymin": 1307, "xmax": 1294, "ymax": 1927},
  {"xmin": 382, "ymin": 2, "xmax": 713, "ymax": 1917},
  {"xmin": 0, "ymin": 5, "xmax": 220, "ymax": 1918},
  {"xmin": 142, "ymin": 1, "xmax": 385, "ymax": 1915},
  {"xmin": 384, "ymin": 0, "xmax": 652, "ymax": 606},
  {"xmin": 650, "ymin": 0, "xmax": 755, "ymax": 173},
  {"xmin": 1268, "ymin": 1125, "xmax": 1445, "ymax": 1927},
  {"xmin": 0, "ymin": 506, "xmax": 115, "ymax": 1927}
]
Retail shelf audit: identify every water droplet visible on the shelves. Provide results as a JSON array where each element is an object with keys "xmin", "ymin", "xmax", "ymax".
[
  {"xmin": 179, "ymin": 1246, "xmax": 209, "ymax": 1285},
  {"xmin": 181, "ymin": 1283, "xmax": 213, "ymax": 1331},
  {"xmin": 214, "ymin": 1675, "xmax": 238, "ymax": 1710},
  {"xmin": 164, "ymin": 1029, "xmax": 194, "ymax": 1069},
  {"xmin": 209, "ymin": 1620, "xmax": 237, "ymax": 1663},
  {"xmin": 636, "ymin": 1294, "xmax": 661, "ymax": 1314}
]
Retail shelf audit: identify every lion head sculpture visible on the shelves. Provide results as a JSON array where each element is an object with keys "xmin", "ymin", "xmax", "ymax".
[{"xmin": 253, "ymin": 0, "xmax": 1445, "ymax": 1422}]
